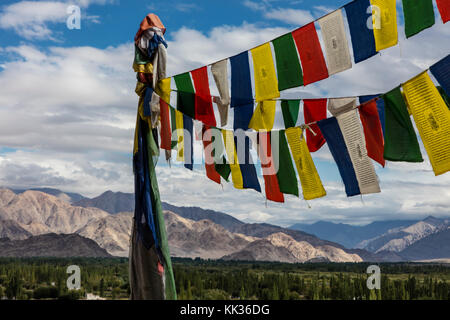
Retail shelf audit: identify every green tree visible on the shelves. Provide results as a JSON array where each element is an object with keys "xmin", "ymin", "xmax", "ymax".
[
  {"xmin": 6, "ymin": 273, "xmax": 22, "ymax": 300},
  {"xmin": 99, "ymin": 278, "xmax": 105, "ymax": 297}
]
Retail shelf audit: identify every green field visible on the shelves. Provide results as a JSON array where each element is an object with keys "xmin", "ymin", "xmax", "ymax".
[{"xmin": 0, "ymin": 258, "xmax": 448, "ymax": 300}]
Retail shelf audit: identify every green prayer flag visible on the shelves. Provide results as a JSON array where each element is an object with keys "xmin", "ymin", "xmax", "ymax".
[
  {"xmin": 274, "ymin": 130, "xmax": 299, "ymax": 196},
  {"xmin": 134, "ymin": 45, "xmax": 152, "ymax": 65},
  {"xmin": 383, "ymin": 87, "xmax": 423, "ymax": 162},
  {"xmin": 281, "ymin": 100, "xmax": 300, "ymax": 128},
  {"xmin": 212, "ymin": 128, "xmax": 231, "ymax": 181},
  {"xmin": 402, "ymin": 0, "xmax": 435, "ymax": 38},
  {"xmin": 170, "ymin": 106, "xmax": 178, "ymax": 149},
  {"xmin": 145, "ymin": 126, "xmax": 177, "ymax": 300},
  {"xmin": 272, "ymin": 34, "xmax": 304, "ymax": 91},
  {"xmin": 437, "ymin": 86, "xmax": 450, "ymax": 110},
  {"xmin": 215, "ymin": 159, "xmax": 231, "ymax": 182},
  {"xmin": 174, "ymin": 73, "xmax": 196, "ymax": 118}
]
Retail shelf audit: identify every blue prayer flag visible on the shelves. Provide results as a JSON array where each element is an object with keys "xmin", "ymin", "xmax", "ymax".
[
  {"xmin": 430, "ymin": 54, "xmax": 450, "ymax": 98},
  {"xmin": 235, "ymin": 136, "xmax": 261, "ymax": 193},
  {"xmin": 183, "ymin": 114, "xmax": 194, "ymax": 171},
  {"xmin": 344, "ymin": 0, "xmax": 378, "ymax": 64},
  {"xmin": 317, "ymin": 117, "xmax": 361, "ymax": 197}
]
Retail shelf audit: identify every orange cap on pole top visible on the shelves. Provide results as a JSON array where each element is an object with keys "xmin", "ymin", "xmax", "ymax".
[{"xmin": 135, "ymin": 13, "xmax": 166, "ymax": 43}]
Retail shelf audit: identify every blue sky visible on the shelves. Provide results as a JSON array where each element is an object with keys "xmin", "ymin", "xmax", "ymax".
[{"xmin": 0, "ymin": 0, "xmax": 449, "ymax": 226}]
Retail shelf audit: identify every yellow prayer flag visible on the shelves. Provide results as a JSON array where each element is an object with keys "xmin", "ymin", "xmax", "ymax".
[
  {"xmin": 156, "ymin": 77, "xmax": 171, "ymax": 104},
  {"xmin": 370, "ymin": 0, "xmax": 398, "ymax": 51},
  {"xmin": 248, "ymin": 100, "xmax": 276, "ymax": 131},
  {"xmin": 402, "ymin": 72, "xmax": 450, "ymax": 176},
  {"xmin": 285, "ymin": 127, "xmax": 326, "ymax": 200},
  {"xmin": 133, "ymin": 62, "xmax": 153, "ymax": 74},
  {"xmin": 222, "ymin": 130, "xmax": 244, "ymax": 189},
  {"xmin": 251, "ymin": 43, "xmax": 280, "ymax": 102},
  {"xmin": 133, "ymin": 114, "xmax": 140, "ymax": 155},
  {"xmin": 175, "ymin": 110, "xmax": 185, "ymax": 162}
]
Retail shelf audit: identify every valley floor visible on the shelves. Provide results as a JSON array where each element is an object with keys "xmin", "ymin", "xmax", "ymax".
[{"xmin": 0, "ymin": 258, "xmax": 449, "ymax": 300}]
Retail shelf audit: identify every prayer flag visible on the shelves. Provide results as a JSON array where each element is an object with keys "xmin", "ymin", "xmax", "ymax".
[
  {"xmin": 317, "ymin": 117, "xmax": 361, "ymax": 197},
  {"xmin": 251, "ymin": 43, "xmax": 280, "ymax": 101},
  {"xmin": 402, "ymin": 72, "xmax": 450, "ymax": 176},
  {"xmin": 202, "ymin": 125, "xmax": 221, "ymax": 184},
  {"xmin": 234, "ymin": 104, "xmax": 254, "ymax": 130},
  {"xmin": 383, "ymin": 87, "xmax": 423, "ymax": 162},
  {"xmin": 328, "ymin": 98, "xmax": 357, "ymax": 116},
  {"xmin": 336, "ymin": 109, "xmax": 381, "ymax": 194},
  {"xmin": 158, "ymin": 78, "xmax": 172, "ymax": 151},
  {"xmin": 249, "ymin": 100, "xmax": 276, "ymax": 131},
  {"xmin": 211, "ymin": 60, "xmax": 230, "ymax": 126},
  {"xmin": 258, "ymin": 132, "xmax": 285, "ymax": 203},
  {"xmin": 274, "ymin": 130, "xmax": 300, "ymax": 197},
  {"xmin": 175, "ymin": 110, "xmax": 184, "ymax": 162},
  {"xmin": 285, "ymin": 127, "xmax": 327, "ymax": 200},
  {"xmin": 230, "ymin": 52, "xmax": 253, "ymax": 107},
  {"xmin": 303, "ymin": 99, "xmax": 328, "ymax": 152},
  {"xmin": 222, "ymin": 130, "xmax": 244, "ymax": 189},
  {"xmin": 170, "ymin": 106, "xmax": 178, "ymax": 150},
  {"xmin": 430, "ymin": 55, "xmax": 450, "ymax": 98},
  {"xmin": 370, "ymin": 0, "xmax": 398, "ymax": 51},
  {"xmin": 344, "ymin": 0, "xmax": 378, "ymax": 63},
  {"xmin": 272, "ymin": 34, "xmax": 304, "ymax": 90},
  {"xmin": 402, "ymin": 0, "xmax": 435, "ymax": 38},
  {"xmin": 359, "ymin": 100, "xmax": 385, "ymax": 167},
  {"xmin": 183, "ymin": 114, "xmax": 194, "ymax": 170},
  {"xmin": 281, "ymin": 100, "xmax": 300, "ymax": 129},
  {"xmin": 436, "ymin": 0, "xmax": 450, "ymax": 23},
  {"xmin": 318, "ymin": 9, "xmax": 352, "ymax": 75},
  {"xmin": 359, "ymin": 94, "xmax": 386, "ymax": 136},
  {"xmin": 292, "ymin": 23, "xmax": 329, "ymax": 85},
  {"xmin": 174, "ymin": 73, "xmax": 195, "ymax": 118},
  {"xmin": 236, "ymin": 135, "xmax": 262, "ymax": 192},
  {"xmin": 191, "ymin": 66, "xmax": 217, "ymax": 126}
]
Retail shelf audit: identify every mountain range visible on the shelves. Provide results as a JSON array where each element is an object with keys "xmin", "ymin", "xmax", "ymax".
[{"xmin": 1, "ymin": 188, "xmax": 449, "ymax": 262}]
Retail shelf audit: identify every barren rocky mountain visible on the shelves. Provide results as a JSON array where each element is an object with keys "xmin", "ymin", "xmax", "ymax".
[
  {"xmin": 0, "ymin": 189, "xmax": 108, "ymax": 235},
  {"xmin": 0, "ymin": 233, "xmax": 111, "ymax": 258},
  {"xmin": 0, "ymin": 219, "xmax": 32, "ymax": 240},
  {"xmin": 224, "ymin": 232, "xmax": 362, "ymax": 263},
  {"xmin": 399, "ymin": 228, "xmax": 450, "ymax": 261},
  {"xmin": 74, "ymin": 191, "xmax": 135, "ymax": 214},
  {"xmin": 358, "ymin": 216, "xmax": 450, "ymax": 253},
  {"xmin": 0, "ymin": 188, "xmax": 366, "ymax": 262},
  {"xmin": 2, "ymin": 188, "xmax": 448, "ymax": 262},
  {"xmin": 76, "ymin": 211, "xmax": 133, "ymax": 257},
  {"xmin": 164, "ymin": 211, "xmax": 255, "ymax": 259}
]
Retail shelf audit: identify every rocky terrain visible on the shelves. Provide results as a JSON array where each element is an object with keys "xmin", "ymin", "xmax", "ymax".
[
  {"xmin": 1, "ymin": 188, "xmax": 449, "ymax": 262},
  {"xmin": 0, "ymin": 233, "xmax": 111, "ymax": 257}
]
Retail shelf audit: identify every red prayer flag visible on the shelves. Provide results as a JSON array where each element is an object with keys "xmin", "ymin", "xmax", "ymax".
[
  {"xmin": 303, "ymin": 99, "xmax": 327, "ymax": 152},
  {"xmin": 436, "ymin": 0, "xmax": 450, "ymax": 23},
  {"xmin": 159, "ymin": 98, "xmax": 172, "ymax": 150},
  {"xmin": 292, "ymin": 23, "xmax": 329, "ymax": 86},
  {"xmin": 359, "ymin": 100, "xmax": 385, "ymax": 167},
  {"xmin": 202, "ymin": 125, "xmax": 221, "ymax": 184},
  {"xmin": 191, "ymin": 67, "xmax": 217, "ymax": 127},
  {"xmin": 259, "ymin": 132, "xmax": 284, "ymax": 203}
]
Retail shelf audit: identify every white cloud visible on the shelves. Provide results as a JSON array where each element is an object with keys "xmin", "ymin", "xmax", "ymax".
[
  {"xmin": 243, "ymin": 0, "xmax": 315, "ymax": 26},
  {"xmin": 0, "ymin": 0, "xmax": 113, "ymax": 40},
  {"xmin": 264, "ymin": 8, "xmax": 315, "ymax": 26}
]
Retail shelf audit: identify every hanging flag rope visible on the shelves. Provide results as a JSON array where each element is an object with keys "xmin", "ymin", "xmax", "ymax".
[
  {"xmin": 154, "ymin": 54, "xmax": 450, "ymax": 204},
  {"xmin": 159, "ymin": 0, "xmax": 448, "ymax": 98}
]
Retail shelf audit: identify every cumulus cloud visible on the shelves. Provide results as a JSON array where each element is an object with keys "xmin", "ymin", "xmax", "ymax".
[
  {"xmin": 0, "ymin": 0, "xmax": 113, "ymax": 40},
  {"xmin": 155, "ymin": 165, "xmax": 450, "ymax": 227},
  {"xmin": 243, "ymin": 0, "xmax": 315, "ymax": 26}
]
